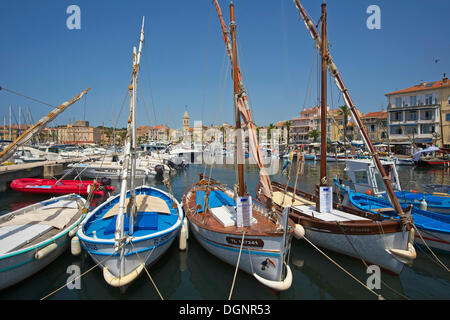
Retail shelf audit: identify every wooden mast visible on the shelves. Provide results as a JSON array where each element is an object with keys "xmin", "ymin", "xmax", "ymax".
[
  {"xmin": 230, "ymin": 1, "xmax": 245, "ymax": 197},
  {"xmin": 320, "ymin": 3, "xmax": 328, "ymax": 184},
  {"xmin": 293, "ymin": 0, "xmax": 407, "ymax": 219},
  {"xmin": 316, "ymin": 3, "xmax": 328, "ymax": 212}
]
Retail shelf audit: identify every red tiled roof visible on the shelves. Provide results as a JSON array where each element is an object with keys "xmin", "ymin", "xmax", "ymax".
[
  {"xmin": 362, "ymin": 111, "xmax": 387, "ymax": 119},
  {"xmin": 386, "ymin": 79, "xmax": 450, "ymax": 96}
]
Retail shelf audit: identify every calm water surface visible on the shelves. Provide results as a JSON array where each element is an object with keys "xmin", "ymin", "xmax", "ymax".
[{"xmin": 1, "ymin": 160, "xmax": 449, "ymax": 300}]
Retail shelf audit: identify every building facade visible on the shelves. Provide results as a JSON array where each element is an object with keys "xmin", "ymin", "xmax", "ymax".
[
  {"xmin": 361, "ymin": 111, "xmax": 388, "ymax": 144},
  {"xmin": 386, "ymin": 75, "xmax": 450, "ymax": 152}
]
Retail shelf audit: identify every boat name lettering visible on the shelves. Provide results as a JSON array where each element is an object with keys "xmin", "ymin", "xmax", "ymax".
[
  {"xmin": 226, "ymin": 237, "xmax": 264, "ymax": 247},
  {"xmin": 84, "ymin": 242, "xmax": 97, "ymax": 251}
]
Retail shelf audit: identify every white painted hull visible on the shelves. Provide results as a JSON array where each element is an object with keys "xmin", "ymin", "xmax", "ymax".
[
  {"xmin": 0, "ymin": 235, "xmax": 69, "ymax": 290},
  {"xmin": 80, "ymin": 229, "xmax": 179, "ymax": 278},
  {"xmin": 189, "ymin": 221, "xmax": 291, "ymax": 282},
  {"xmin": 412, "ymin": 229, "xmax": 450, "ymax": 253},
  {"xmin": 303, "ymin": 226, "xmax": 409, "ymax": 274},
  {"xmin": 77, "ymin": 186, "xmax": 183, "ymax": 286}
]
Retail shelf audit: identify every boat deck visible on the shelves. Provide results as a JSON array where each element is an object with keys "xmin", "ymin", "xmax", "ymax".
[
  {"xmin": 184, "ymin": 184, "xmax": 286, "ymax": 236},
  {"xmin": 83, "ymin": 188, "xmax": 181, "ymax": 240},
  {"xmin": 0, "ymin": 198, "xmax": 83, "ymax": 255},
  {"xmin": 352, "ymin": 194, "xmax": 450, "ymax": 233},
  {"xmin": 293, "ymin": 204, "xmax": 371, "ymax": 222}
]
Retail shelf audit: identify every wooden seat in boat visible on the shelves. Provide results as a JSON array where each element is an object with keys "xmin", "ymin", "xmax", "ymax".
[
  {"xmin": 371, "ymin": 207, "xmax": 394, "ymax": 213},
  {"xmin": 293, "ymin": 205, "xmax": 371, "ymax": 222},
  {"xmin": 272, "ymin": 191, "xmax": 314, "ymax": 207},
  {"xmin": 102, "ymin": 194, "xmax": 171, "ymax": 219}
]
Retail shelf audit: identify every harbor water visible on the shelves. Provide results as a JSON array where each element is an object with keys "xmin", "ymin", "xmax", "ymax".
[{"xmin": 1, "ymin": 160, "xmax": 449, "ymax": 300}]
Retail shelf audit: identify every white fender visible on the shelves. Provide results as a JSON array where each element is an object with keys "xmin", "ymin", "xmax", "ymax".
[
  {"xmin": 253, "ymin": 263, "xmax": 292, "ymax": 291},
  {"xmin": 293, "ymin": 224, "xmax": 305, "ymax": 239},
  {"xmin": 68, "ymin": 226, "xmax": 79, "ymax": 238},
  {"xmin": 179, "ymin": 221, "xmax": 187, "ymax": 251},
  {"xmin": 183, "ymin": 217, "xmax": 189, "ymax": 240},
  {"xmin": 389, "ymin": 242, "xmax": 416, "ymax": 264},
  {"xmin": 103, "ymin": 264, "xmax": 144, "ymax": 287},
  {"xmin": 71, "ymin": 236, "xmax": 81, "ymax": 256},
  {"xmin": 35, "ymin": 243, "xmax": 58, "ymax": 260}
]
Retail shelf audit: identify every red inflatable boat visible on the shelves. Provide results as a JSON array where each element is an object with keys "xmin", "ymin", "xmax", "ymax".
[{"xmin": 10, "ymin": 178, "xmax": 115, "ymax": 196}]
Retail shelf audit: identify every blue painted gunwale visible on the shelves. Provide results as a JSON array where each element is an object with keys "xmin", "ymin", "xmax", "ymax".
[
  {"xmin": 334, "ymin": 178, "xmax": 450, "ymax": 235},
  {"xmin": 77, "ymin": 186, "xmax": 183, "ymax": 246}
]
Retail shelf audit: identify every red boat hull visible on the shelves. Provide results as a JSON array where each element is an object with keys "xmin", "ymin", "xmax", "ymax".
[{"xmin": 10, "ymin": 178, "xmax": 115, "ymax": 196}]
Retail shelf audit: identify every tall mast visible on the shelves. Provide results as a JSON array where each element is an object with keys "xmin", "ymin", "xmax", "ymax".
[
  {"xmin": 293, "ymin": 0, "xmax": 407, "ymax": 220},
  {"xmin": 316, "ymin": 3, "xmax": 328, "ymax": 212},
  {"xmin": 319, "ymin": 3, "xmax": 327, "ymax": 185},
  {"xmin": 230, "ymin": 2, "xmax": 245, "ymax": 197},
  {"xmin": 115, "ymin": 17, "xmax": 144, "ymax": 245}
]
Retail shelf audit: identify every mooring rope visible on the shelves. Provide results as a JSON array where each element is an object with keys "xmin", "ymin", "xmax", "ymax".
[
  {"xmin": 40, "ymin": 241, "xmax": 127, "ymax": 300},
  {"xmin": 129, "ymin": 240, "xmax": 164, "ymax": 300},
  {"xmin": 228, "ymin": 231, "xmax": 246, "ymax": 300},
  {"xmin": 412, "ymin": 224, "xmax": 450, "ymax": 272},
  {"xmin": 301, "ymin": 234, "xmax": 384, "ymax": 300}
]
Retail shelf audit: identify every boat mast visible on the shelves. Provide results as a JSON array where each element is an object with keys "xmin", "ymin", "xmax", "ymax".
[
  {"xmin": 213, "ymin": 0, "xmax": 272, "ymax": 200},
  {"xmin": 230, "ymin": 2, "xmax": 245, "ymax": 197},
  {"xmin": 317, "ymin": 3, "xmax": 328, "ymax": 212},
  {"xmin": 114, "ymin": 17, "xmax": 144, "ymax": 260},
  {"xmin": 293, "ymin": 0, "xmax": 407, "ymax": 219},
  {"xmin": 0, "ymin": 88, "xmax": 90, "ymax": 163}
]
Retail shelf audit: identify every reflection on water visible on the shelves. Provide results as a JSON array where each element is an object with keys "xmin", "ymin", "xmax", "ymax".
[{"xmin": 0, "ymin": 160, "xmax": 449, "ymax": 299}]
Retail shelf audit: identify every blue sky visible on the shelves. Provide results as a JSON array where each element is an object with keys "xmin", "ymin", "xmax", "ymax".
[{"xmin": 0, "ymin": 0, "xmax": 449, "ymax": 130}]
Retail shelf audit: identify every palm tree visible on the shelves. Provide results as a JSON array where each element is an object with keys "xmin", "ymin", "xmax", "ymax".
[
  {"xmin": 267, "ymin": 123, "xmax": 275, "ymax": 140},
  {"xmin": 338, "ymin": 105, "xmax": 351, "ymax": 143},
  {"xmin": 284, "ymin": 120, "xmax": 291, "ymax": 145},
  {"xmin": 309, "ymin": 128, "xmax": 320, "ymax": 142}
]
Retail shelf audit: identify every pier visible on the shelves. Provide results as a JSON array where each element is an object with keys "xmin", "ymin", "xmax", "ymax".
[{"xmin": 0, "ymin": 156, "xmax": 101, "ymax": 191}]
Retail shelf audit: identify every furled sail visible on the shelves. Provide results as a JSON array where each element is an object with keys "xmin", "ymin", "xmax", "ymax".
[{"xmin": 213, "ymin": 0, "xmax": 272, "ymax": 199}]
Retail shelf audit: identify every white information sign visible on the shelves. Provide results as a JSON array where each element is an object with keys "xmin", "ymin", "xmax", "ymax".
[
  {"xmin": 236, "ymin": 196, "xmax": 253, "ymax": 227},
  {"xmin": 319, "ymin": 186, "xmax": 333, "ymax": 214}
]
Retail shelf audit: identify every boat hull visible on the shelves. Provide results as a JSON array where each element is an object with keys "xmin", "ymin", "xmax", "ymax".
[
  {"xmin": 335, "ymin": 180, "xmax": 450, "ymax": 253},
  {"xmin": 264, "ymin": 182, "xmax": 414, "ymax": 275},
  {"xmin": 77, "ymin": 186, "xmax": 183, "ymax": 286},
  {"xmin": 0, "ymin": 194, "xmax": 86, "ymax": 290},
  {"xmin": 292, "ymin": 216, "xmax": 409, "ymax": 275},
  {"xmin": 189, "ymin": 220, "xmax": 291, "ymax": 282},
  {"xmin": 10, "ymin": 178, "xmax": 113, "ymax": 196}
]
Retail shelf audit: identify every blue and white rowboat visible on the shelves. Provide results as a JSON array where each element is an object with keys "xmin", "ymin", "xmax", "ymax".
[{"xmin": 77, "ymin": 186, "xmax": 183, "ymax": 287}]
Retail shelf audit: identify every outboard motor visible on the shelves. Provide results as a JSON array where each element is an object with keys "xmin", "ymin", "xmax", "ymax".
[
  {"xmin": 99, "ymin": 177, "xmax": 112, "ymax": 187},
  {"xmin": 155, "ymin": 165, "xmax": 165, "ymax": 179}
]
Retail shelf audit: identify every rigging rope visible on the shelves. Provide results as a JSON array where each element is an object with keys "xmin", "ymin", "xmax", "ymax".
[
  {"xmin": 129, "ymin": 240, "xmax": 164, "ymax": 300},
  {"xmin": 0, "ymin": 86, "xmax": 56, "ymax": 109}
]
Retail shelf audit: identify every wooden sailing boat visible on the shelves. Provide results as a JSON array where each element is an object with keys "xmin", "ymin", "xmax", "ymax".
[
  {"xmin": 182, "ymin": 1, "xmax": 294, "ymax": 291},
  {"xmin": 77, "ymin": 17, "xmax": 184, "ymax": 289},
  {"xmin": 257, "ymin": 2, "xmax": 416, "ymax": 275}
]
